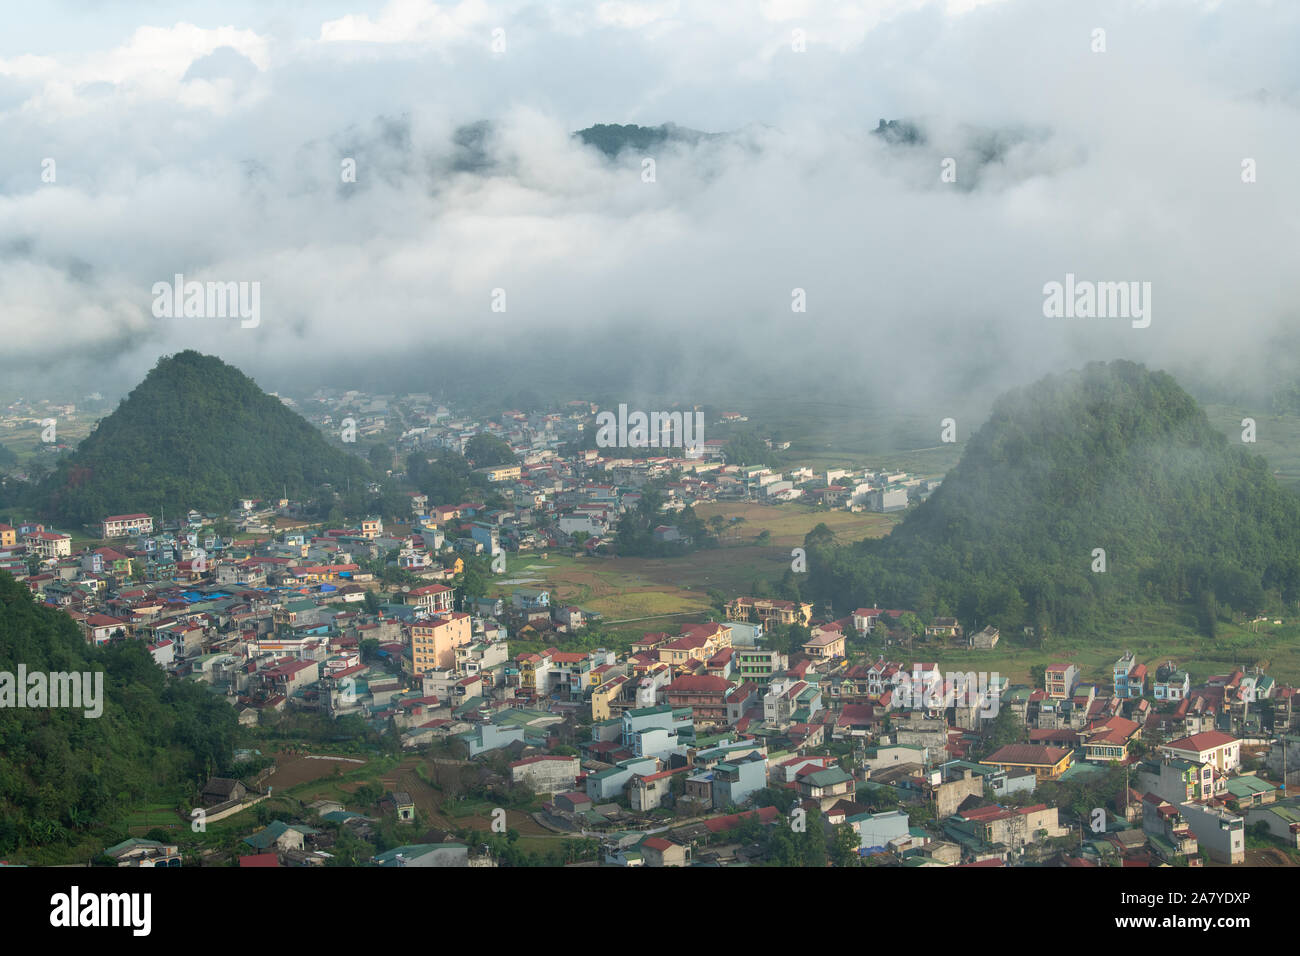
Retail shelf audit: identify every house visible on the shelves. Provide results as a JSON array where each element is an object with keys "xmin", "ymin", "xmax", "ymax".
[
  {"xmin": 980, "ymin": 745, "xmax": 1074, "ymax": 781},
  {"xmin": 725, "ymin": 596, "xmax": 812, "ymax": 628},
  {"xmin": 1113, "ymin": 651, "xmax": 1146, "ymax": 699},
  {"xmin": 24, "ymin": 530, "xmax": 72, "ymax": 559},
  {"xmin": 664, "ymin": 674, "xmax": 732, "ymax": 727},
  {"xmin": 1141, "ymin": 794, "xmax": 1199, "ymax": 863},
  {"xmin": 641, "ymin": 836, "xmax": 690, "ymax": 867},
  {"xmin": 512, "ymin": 588, "xmax": 550, "ymax": 611},
  {"xmin": 1045, "ymin": 661, "xmax": 1078, "ymax": 700},
  {"xmin": 968, "ymin": 626, "xmax": 999, "ymax": 650},
  {"xmin": 243, "ymin": 821, "xmax": 319, "ymax": 853},
  {"xmin": 848, "ymin": 809, "xmax": 911, "ymax": 853},
  {"xmin": 510, "ymin": 755, "xmax": 580, "ymax": 795},
  {"xmin": 402, "ymin": 583, "xmax": 454, "ymax": 614},
  {"xmin": 101, "ymin": 513, "xmax": 154, "ymax": 538},
  {"xmin": 1159, "ymin": 731, "xmax": 1241, "ymax": 774},
  {"xmin": 1244, "ymin": 797, "xmax": 1300, "ymax": 848},
  {"xmin": 733, "ymin": 648, "xmax": 787, "ymax": 687},
  {"xmin": 372, "ymin": 843, "xmax": 469, "ymax": 867},
  {"xmin": 803, "ymin": 624, "xmax": 847, "ymax": 660},
  {"xmin": 1153, "ymin": 662, "xmax": 1191, "ymax": 702},
  {"xmin": 553, "ymin": 791, "xmax": 592, "ymax": 815},
  {"xmin": 407, "ymin": 613, "xmax": 473, "ymax": 674},
  {"xmin": 1082, "ymin": 716, "xmax": 1140, "ymax": 763},
  {"xmin": 103, "ymin": 838, "xmax": 181, "ymax": 867},
  {"xmin": 797, "ymin": 765, "xmax": 856, "ymax": 810},
  {"xmin": 956, "ymin": 804, "xmax": 1068, "ymax": 851},
  {"xmin": 710, "ymin": 751, "xmax": 768, "ymax": 809},
  {"xmin": 1175, "ymin": 801, "xmax": 1244, "ymax": 864},
  {"xmin": 202, "ymin": 777, "xmax": 247, "ymax": 807},
  {"xmin": 381, "ymin": 791, "xmax": 416, "ymax": 822},
  {"xmin": 924, "ymin": 618, "xmax": 963, "ymax": 641}
]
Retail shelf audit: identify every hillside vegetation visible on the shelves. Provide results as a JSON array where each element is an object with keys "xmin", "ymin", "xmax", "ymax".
[
  {"xmin": 37, "ymin": 350, "xmax": 372, "ymax": 524},
  {"xmin": 804, "ymin": 361, "xmax": 1300, "ymax": 638}
]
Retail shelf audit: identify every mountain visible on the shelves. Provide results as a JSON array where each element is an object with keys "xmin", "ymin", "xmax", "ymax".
[
  {"xmin": 804, "ymin": 361, "xmax": 1300, "ymax": 637},
  {"xmin": 0, "ymin": 571, "xmax": 236, "ymax": 859},
  {"xmin": 574, "ymin": 122, "xmax": 721, "ymax": 157},
  {"xmin": 37, "ymin": 350, "xmax": 372, "ymax": 525}
]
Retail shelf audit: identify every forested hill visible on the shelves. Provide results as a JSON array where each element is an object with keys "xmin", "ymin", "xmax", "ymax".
[
  {"xmin": 804, "ymin": 360, "xmax": 1300, "ymax": 637},
  {"xmin": 37, "ymin": 350, "xmax": 372, "ymax": 524},
  {"xmin": 0, "ymin": 571, "xmax": 236, "ymax": 858}
]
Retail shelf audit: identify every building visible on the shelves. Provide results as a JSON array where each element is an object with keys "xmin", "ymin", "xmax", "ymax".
[
  {"xmin": 980, "ymin": 745, "xmax": 1074, "ymax": 781},
  {"xmin": 725, "ymin": 596, "xmax": 812, "ymax": 629},
  {"xmin": 403, "ymin": 584, "xmax": 454, "ymax": 614},
  {"xmin": 1153, "ymin": 662, "xmax": 1190, "ymax": 702},
  {"xmin": 372, "ymin": 843, "xmax": 469, "ymax": 867},
  {"xmin": 803, "ymin": 626, "xmax": 847, "ymax": 660},
  {"xmin": 1159, "ymin": 732, "xmax": 1241, "ymax": 774},
  {"xmin": 1176, "ymin": 801, "xmax": 1244, "ymax": 865},
  {"xmin": 797, "ymin": 765, "xmax": 856, "ymax": 810},
  {"xmin": 103, "ymin": 838, "xmax": 181, "ymax": 867},
  {"xmin": 710, "ymin": 751, "xmax": 768, "ymax": 809},
  {"xmin": 101, "ymin": 513, "xmax": 154, "ymax": 538},
  {"xmin": 1045, "ymin": 661, "xmax": 1078, "ymax": 700},
  {"xmin": 23, "ymin": 530, "xmax": 72, "ymax": 559},
  {"xmin": 664, "ymin": 674, "xmax": 732, "ymax": 727},
  {"xmin": 509, "ymin": 755, "xmax": 580, "ymax": 795},
  {"xmin": 641, "ymin": 836, "xmax": 690, "ymax": 867},
  {"xmin": 1113, "ymin": 651, "xmax": 1146, "ymax": 699},
  {"xmin": 734, "ymin": 648, "xmax": 788, "ymax": 687},
  {"xmin": 407, "ymin": 613, "xmax": 473, "ymax": 674},
  {"xmin": 848, "ymin": 809, "xmax": 911, "ymax": 853}
]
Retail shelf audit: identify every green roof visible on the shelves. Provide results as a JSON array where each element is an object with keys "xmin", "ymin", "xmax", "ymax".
[
  {"xmin": 372, "ymin": 843, "xmax": 467, "ymax": 865},
  {"xmin": 804, "ymin": 766, "xmax": 853, "ymax": 787},
  {"xmin": 1225, "ymin": 775, "xmax": 1277, "ymax": 797}
]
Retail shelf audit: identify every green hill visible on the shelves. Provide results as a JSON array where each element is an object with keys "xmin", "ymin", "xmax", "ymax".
[
  {"xmin": 0, "ymin": 571, "xmax": 236, "ymax": 859},
  {"xmin": 37, "ymin": 351, "xmax": 371, "ymax": 525},
  {"xmin": 805, "ymin": 360, "xmax": 1300, "ymax": 638}
]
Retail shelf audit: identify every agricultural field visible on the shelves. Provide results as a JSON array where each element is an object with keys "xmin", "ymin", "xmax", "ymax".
[{"xmin": 490, "ymin": 503, "xmax": 898, "ymax": 634}]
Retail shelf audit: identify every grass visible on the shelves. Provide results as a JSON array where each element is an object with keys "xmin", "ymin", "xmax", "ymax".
[
  {"xmin": 486, "ymin": 504, "xmax": 896, "ymax": 631},
  {"xmin": 884, "ymin": 603, "xmax": 1300, "ymax": 685}
]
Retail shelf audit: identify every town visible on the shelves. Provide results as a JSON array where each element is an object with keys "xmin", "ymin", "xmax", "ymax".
[{"xmin": 2, "ymin": 393, "xmax": 1297, "ymax": 870}]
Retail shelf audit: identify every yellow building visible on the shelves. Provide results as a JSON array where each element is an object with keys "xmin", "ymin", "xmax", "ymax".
[
  {"xmin": 980, "ymin": 745, "xmax": 1074, "ymax": 781},
  {"xmin": 407, "ymin": 613, "xmax": 473, "ymax": 674},
  {"xmin": 0, "ymin": 524, "xmax": 16, "ymax": 548}
]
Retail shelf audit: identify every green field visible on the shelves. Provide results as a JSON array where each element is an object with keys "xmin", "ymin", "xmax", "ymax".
[
  {"xmin": 488, "ymin": 503, "xmax": 897, "ymax": 636},
  {"xmin": 890, "ymin": 604, "xmax": 1300, "ymax": 686}
]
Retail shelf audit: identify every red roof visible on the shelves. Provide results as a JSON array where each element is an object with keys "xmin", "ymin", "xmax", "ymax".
[
  {"xmin": 666, "ymin": 674, "xmax": 732, "ymax": 695},
  {"xmin": 1164, "ymin": 731, "xmax": 1237, "ymax": 752},
  {"xmin": 239, "ymin": 853, "xmax": 281, "ymax": 867}
]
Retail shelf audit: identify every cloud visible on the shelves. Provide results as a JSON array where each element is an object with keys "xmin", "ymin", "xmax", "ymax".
[{"xmin": 0, "ymin": 0, "xmax": 1298, "ymax": 417}]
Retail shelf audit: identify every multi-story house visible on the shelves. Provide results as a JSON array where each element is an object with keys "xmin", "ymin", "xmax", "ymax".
[
  {"xmin": 1153, "ymin": 662, "xmax": 1191, "ymax": 702},
  {"xmin": 403, "ymin": 584, "xmax": 454, "ymax": 615},
  {"xmin": 796, "ymin": 764, "xmax": 855, "ymax": 810},
  {"xmin": 24, "ymin": 530, "xmax": 72, "ymax": 559},
  {"xmin": 101, "ymin": 513, "xmax": 154, "ymax": 538},
  {"xmin": 1045, "ymin": 661, "xmax": 1079, "ymax": 700},
  {"xmin": 664, "ymin": 674, "xmax": 732, "ymax": 728},
  {"xmin": 1113, "ymin": 651, "xmax": 1147, "ymax": 699},
  {"xmin": 1160, "ymin": 731, "xmax": 1241, "ymax": 774},
  {"xmin": 725, "ymin": 596, "xmax": 812, "ymax": 629},
  {"xmin": 734, "ymin": 648, "xmax": 788, "ymax": 687},
  {"xmin": 407, "ymin": 613, "xmax": 473, "ymax": 674}
]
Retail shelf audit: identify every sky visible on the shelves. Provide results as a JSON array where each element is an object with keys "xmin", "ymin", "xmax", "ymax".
[{"xmin": 1, "ymin": 0, "xmax": 1299, "ymax": 416}]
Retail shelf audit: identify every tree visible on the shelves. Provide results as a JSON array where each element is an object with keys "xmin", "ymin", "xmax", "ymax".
[
  {"xmin": 464, "ymin": 434, "xmax": 516, "ymax": 468},
  {"xmin": 831, "ymin": 824, "xmax": 862, "ymax": 867}
]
